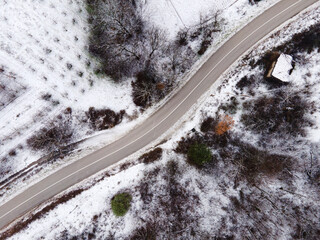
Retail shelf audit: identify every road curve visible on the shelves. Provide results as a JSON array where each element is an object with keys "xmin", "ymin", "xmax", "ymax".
[{"xmin": 0, "ymin": 0, "xmax": 318, "ymax": 231}]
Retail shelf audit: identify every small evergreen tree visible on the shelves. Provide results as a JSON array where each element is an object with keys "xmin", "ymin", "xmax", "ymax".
[
  {"xmin": 187, "ymin": 143, "xmax": 212, "ymax": 166},
  {"xmin": 111, "ymin": 192, "xmax": 132, "ymax": 216}
]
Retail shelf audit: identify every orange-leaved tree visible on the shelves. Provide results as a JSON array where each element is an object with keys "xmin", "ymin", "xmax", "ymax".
[{"xmin": 215, "ymin": 115, "xmax": 235, "ymax": 135}]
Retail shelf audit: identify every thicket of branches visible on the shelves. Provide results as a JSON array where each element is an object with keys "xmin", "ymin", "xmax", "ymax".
[
  {"xmin": 27, "ymin": 114, "xmax": 73, "ymax": 154},
  {"xmin": 87, "ymin": 0, "xmax": 148, "ymax": 80},
  {"xmin": 87, "ymin": 0, "xmax": 220, "ymax": 107},
  {"xmin": 131, "ymin": 160, "xmax": 200, "ymax": 239},
  {"xmin": 85, "ymin": 107, "xmax": 125, "ymax": 130},
  {"xmin": 241, "ymin": 88, "xmax": 314, "ymax": 138}
]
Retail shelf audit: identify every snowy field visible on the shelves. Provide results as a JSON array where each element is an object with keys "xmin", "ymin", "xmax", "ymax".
[
  {"xmin": 0, "ymin": 0, "xmax": 280, "ymax": 204},
  {"xmin": 145, "ymin": 0, "xmax": 277, "ymax": 39},
  {"xmin": 0, "ymin": 0, "xmax": 136, "ymax": 181},
  {"xmin": 4, "ymin": 2, "xmax": 320, "ymax": 239}
]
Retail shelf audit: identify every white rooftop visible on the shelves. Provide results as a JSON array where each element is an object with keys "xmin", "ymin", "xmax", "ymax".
[{"xmin": 272, "ymin": 53, "xmax": 293, "ymax": 82}]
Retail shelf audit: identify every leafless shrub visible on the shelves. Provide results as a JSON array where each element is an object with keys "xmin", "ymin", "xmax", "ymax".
[
  {"xmin": 8, "ymin": 149, "xmax": 16, "ymax": 156},
  {"xmin": 241, "ymin": 89, "xmax": 314, "ymax": 137},
  {"xmin": 249, "ymin": 0, "xmax": 263, "ymax": 5},
  {"xmin": 231, "ymin": 140, "xmax": 292, "ymax": 184},
  {"xmin": 200, "ymin": 116, "xmax": 218, "ymax": 133},
  {"xmin": 235, "ymin": 75, "xmax": 256, "ymax": 91},
  {"xmin": 139, "ymin": 148, "xmax": 163, "ymax": 164},
  {"xmin": 27, "ymin": 116, "xmax": 73, "ymax": 153},
  {"xmin": 164, "ymin": 43, "xmax": 196, "ymax": 80},
  {"xmin": 85, "ymin": 107, "xmax": 125, "ymax": 130},
  {"xmin": 135, "ymin": 161, "xmax": 200, "ymax": 239},
  {"xmin": 219, "ymin": 97, "xmax": 239, "ymax": 115},
  {"xmin": 131, "ymin": 67, "xmax": 166, "ymax": 108},
  {"xmin": 0, "ymin": 157, "xmax": 12, "ymax": 181},
  {"xmin": 87, "ymin": 0, "xmax": 146, "ymax": 80},
  {"xmin": 41, "ymin": 93, "xmax": 52, "ymax": 101},
  {"xmin": 193, "ymin": 11, "xmax": 221, "ymax": 55}
]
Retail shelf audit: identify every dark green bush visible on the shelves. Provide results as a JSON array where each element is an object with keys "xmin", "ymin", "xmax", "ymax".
[
  {"xmin": 111, "ymin": 192, "xmax": 132, "ymax": 216},
  {"xmin": 187, "ymin": 143, "xmax": 212, "ymax": 166}
]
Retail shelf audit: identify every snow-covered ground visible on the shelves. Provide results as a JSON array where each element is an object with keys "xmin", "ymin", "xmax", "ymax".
[
  {"xmin": 0, "ymin": 0, "xmax": 281, "ymax": 203},
  {"xmin": 0, "ymin": 0, "xmax": 136, "ymax": 180},
  {"xmin": 144, "ymin": 0, "xmax": 279, "ymax": 39},
  {"xmin": 4, "ymin": 2, "xmax": 320, "ymax": 239}
]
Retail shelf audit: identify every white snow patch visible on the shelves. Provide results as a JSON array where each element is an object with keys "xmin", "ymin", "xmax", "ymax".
[{"xmin": 144, "ymin": 0, "xmax": 280, "ymax": 39}]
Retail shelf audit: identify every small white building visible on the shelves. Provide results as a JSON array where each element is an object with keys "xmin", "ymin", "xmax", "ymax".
[{"xmin": 270, "ymin": 53, "xmax": 293, "ymax": 82}]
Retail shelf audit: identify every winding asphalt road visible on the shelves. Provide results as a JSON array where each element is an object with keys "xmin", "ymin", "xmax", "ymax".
[{"xmin": 0, "ymin": 0, "xmax": 318, "ymax": 231}]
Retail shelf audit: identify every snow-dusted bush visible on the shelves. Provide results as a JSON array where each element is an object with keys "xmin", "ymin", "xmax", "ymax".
[
  {"xmin": 241, "ymin": 89, "xmax": 313, "ymax": 137},
  {"xmin": 134, "ymin": 160, "xmax": 200, "ymax": 239},
  {"xmin": 87, "ymin": 0, "xmax": 164, "ymax": 80},
  {"xmin": 200, "ymin": 116, "xmax": 218, "ymax": 133},
  {"xmin": 27, "ymin": 116, "xmax": 73, "ymax": 154},
  {"xmin": 85, "ymin": 107, "xmax": 126, "ymax": 130},
  {"xmin": 87, "ymin": 0, "xmax": 221, "ymax": 107},
  {"xmin": 139, "ymin": 147, "xmax": 163, "ymax": 164}
]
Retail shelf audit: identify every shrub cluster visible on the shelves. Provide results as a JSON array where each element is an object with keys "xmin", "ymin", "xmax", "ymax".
[
  {"xmin": 255, "ymin": 23, "xmax": 320, "ymax": 71},
  {"xmin": 178, "ymin": 114, "xmax": 294, "ymax": 183},
  {"xmin": 176, "ymin": 11, "xmax": 220, "ymax": 56},
  {"xmin": 139, "ymin": 147, "xmax": 163, "ymax": 164},
  {"xmin": 27, "ymin": 118, "xmax": 73, "ymax": 153},
  {"xmin": 135, "ymin": 161, "xmax": 200, "ymax": 239},
  {"xmin": 231, "ymin": 140, "xmax": 292, "ymax": 184},
  {"xmin": 241, "ymin": 89, "xmax": 313, "ymax": 137},
  {"xmin": 85, "ymin": 107, "xmax": 125, "ymax": 130},
  {"xmin": 87, "ymin": 0, "xmax": 221, "ymax": 108},
  {"xmin": 87, "ymin": 0, "xmax": 145, "ymax": 80},
  {"xmin": 275, "ymin": 23, "xmax": 320, "ymax": 56}
]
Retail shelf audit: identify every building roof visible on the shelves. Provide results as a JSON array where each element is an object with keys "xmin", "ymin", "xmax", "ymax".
[{"xmin": 271, "ymin": 53, "xmax": 293, "ymax": 82}]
